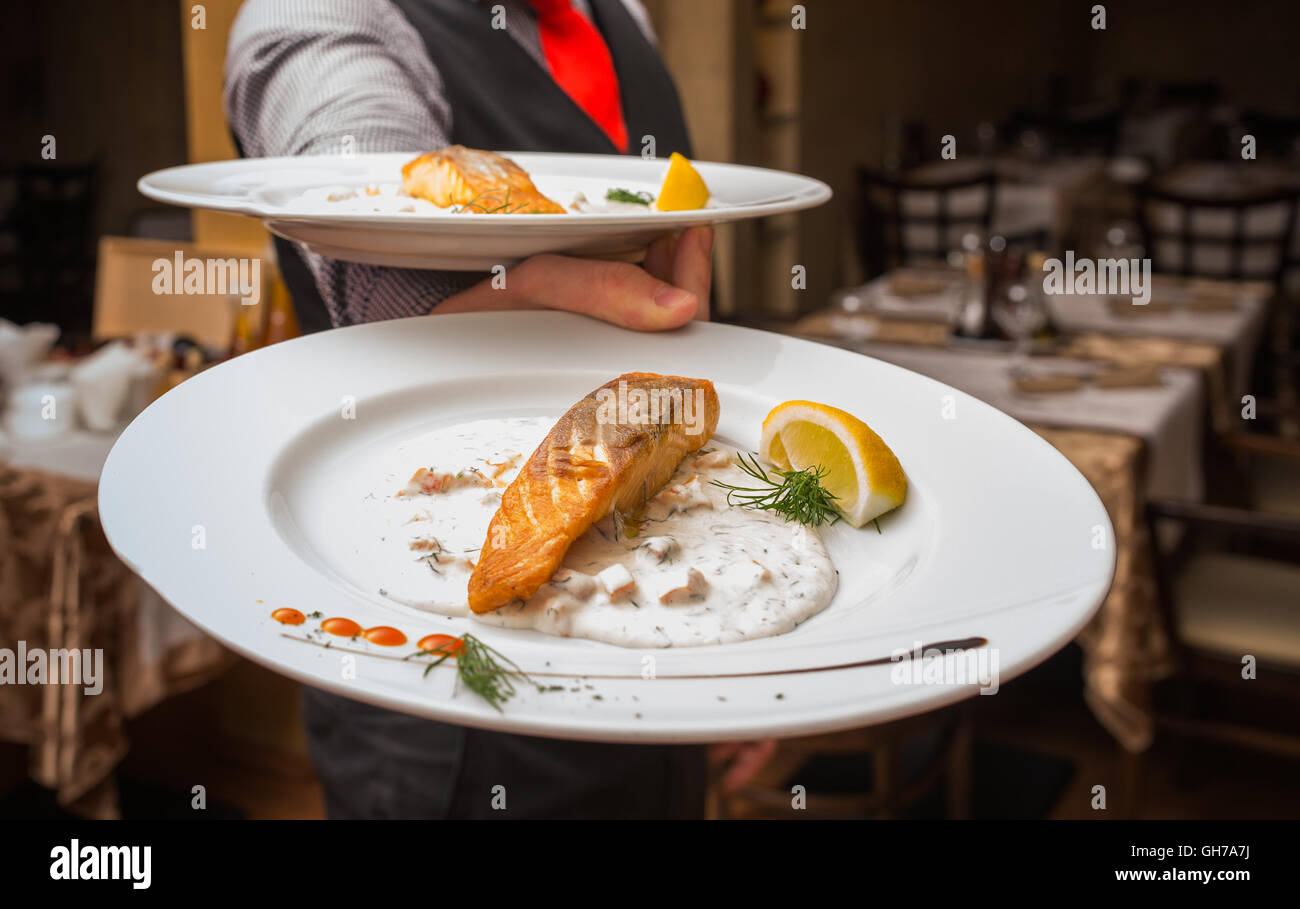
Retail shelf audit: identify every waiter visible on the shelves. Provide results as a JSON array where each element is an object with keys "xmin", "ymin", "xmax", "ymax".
[{"xmin": 225, "ymin": 0, "xmax": 771, "ymax": 818}]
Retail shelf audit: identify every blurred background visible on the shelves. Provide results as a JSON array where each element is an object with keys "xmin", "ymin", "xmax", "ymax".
[{"xmin": 0, "ymin": 0, "xmax": 1297, "ymax": 819}]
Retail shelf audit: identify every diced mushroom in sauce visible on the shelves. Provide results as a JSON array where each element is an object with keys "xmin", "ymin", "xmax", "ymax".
[
  {"xmin": 596, "ymin": 563, "xmax": 637, "ymax": 599},
  {"xmin": 692, "ymin": 450, "xmax": 732, "ymax": 469},
  {"xmin": 399, "ymin": 466, "xmax": 493, "ymax": 497},
  {"xmin": 648, "ymin": 475, "xmax": 713, "ymax": 518},
  {"xmin": 659, "ymin": 567, "xmax": 710, "ymax": 604},
  {"xmin": 550, "ymin": 567, "xmax": 598, "ymax": 598},
  {"xmin": 638, "ymin": 535, "xmax": 679, "ymax": 564}
]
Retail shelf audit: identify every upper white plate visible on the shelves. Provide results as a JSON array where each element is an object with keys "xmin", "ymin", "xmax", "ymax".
[
  {"xmin": 137, "ymin": 152, "xmax": 832, "ymax": 269},
  {"xmin": 99, "ymin": 314, "xmax": 1112, "ymax": 743}
]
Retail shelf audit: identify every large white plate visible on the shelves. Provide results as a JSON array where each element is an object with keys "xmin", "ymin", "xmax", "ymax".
[
  {"xmin": 99, "ymin": 314, "xmax": 1113, "ymax": 743},
  {"xmin": 137, "ymin": 152, "xmax": 832, "ymax": 269}
]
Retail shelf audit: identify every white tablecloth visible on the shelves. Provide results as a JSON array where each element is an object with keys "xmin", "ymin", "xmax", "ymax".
[
  {"xmin": 0, "ymin": 427, "xmax": 208, "ymax": 669},
  {"xmin": 847, "ymin": 269, "xmax": 1269, "ymax": 405},
  {"xmin": 854, "ymin": 342, "xmax": 1205, "ymax": 503},
  {"xmin": 1045, "ymin": 292, "xmax": 1268, "ymax": 401}
]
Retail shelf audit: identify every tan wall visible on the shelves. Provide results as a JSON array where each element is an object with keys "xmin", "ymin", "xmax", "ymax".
[
  {"xmin": 180, "ymin": 0, "xmax": 269, "ymax": 252},
  {"xmin": 792, "ymin": 0, "xmax": 1300, "ymax": 310},
  {"xmin": 1087, "ymin": 0, "xmax": 1300, "ymax": 114},
  {"xmin": 643, "ymin": 0, "xmax": 757, "ymax": 317},
  {"xmin": 795, "ymin": 0, "xmax": 1085, "ymax": 306}
]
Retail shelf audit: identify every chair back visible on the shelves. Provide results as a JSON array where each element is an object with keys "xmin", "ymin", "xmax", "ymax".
[
  {"xmin": 1134, "ymin": 181, "xmax": 1300, "ymax": 290},
  {"xmin": 855, "ymin": 166, "xmax": 996, "ymax": 275}
]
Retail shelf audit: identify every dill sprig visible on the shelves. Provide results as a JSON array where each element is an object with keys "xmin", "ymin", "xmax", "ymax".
[
  {"xmin": 458, "ymin": 187, "xmax": 530, "ymax": 214},
  {"xmin": 605, "ymin": 187, "xmax": 654, "ymax": 205},
  {"xmin": 417, "ymin": 633, "xmax": 532, "ymax": 713},
  {"xmin": 710, "ymin": 452, "xmax": 841, "ymax": 527}
]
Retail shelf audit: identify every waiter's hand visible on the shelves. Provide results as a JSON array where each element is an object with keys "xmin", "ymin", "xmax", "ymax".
[{"xmin": 433, "ymin": 225, "xmax": 712, "ymax": 327}]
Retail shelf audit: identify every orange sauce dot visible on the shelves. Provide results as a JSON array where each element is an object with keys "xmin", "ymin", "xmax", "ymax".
[
  {"xmin": 417, "ymin": 633, "xmax": 464, "ymax": 656},
  {"xmin": 321, "ymin": 617, "xmax": 362, "ymax": 637},
  {"xmin": 363, "ymin": 626, "xmax": 407, "ymax": 647},
  {"xmin": 271, "ymin": 607, "xmax": 305, "ymax": 625}
]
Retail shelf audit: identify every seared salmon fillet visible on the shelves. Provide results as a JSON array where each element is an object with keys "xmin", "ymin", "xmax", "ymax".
[
  {"xmin": 401, "ymin": 145, "xmax": 566, "ymax": 214},
  {"xmin": 468, "ymin": 373, "xmax": 720, "ymax": 614}
]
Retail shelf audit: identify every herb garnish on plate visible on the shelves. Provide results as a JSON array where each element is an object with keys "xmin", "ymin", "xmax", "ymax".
[
  {"xmin": 417, "ymin": 633, "xmax": 533, "ymax": 713},
  {"xmin": 710, "ymin": 452, "xmax": 841, "ymax": 527},
  {"xmin": 605, "ymin": 188, "xmax": 654, "ymax": 206}
]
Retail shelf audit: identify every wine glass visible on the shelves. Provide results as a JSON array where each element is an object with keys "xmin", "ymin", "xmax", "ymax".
[{"xmin": 991, "ymin": 280, "xmax": 1049, "ymax": 352}]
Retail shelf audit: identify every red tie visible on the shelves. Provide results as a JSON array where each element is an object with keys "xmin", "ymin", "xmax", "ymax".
[{"xmin": 526, "ymin": 0, "xmax": 629, "ymax": 153}]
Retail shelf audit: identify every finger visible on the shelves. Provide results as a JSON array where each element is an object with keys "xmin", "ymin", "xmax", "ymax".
[
  {"xmin": 513, "ymin": 254, "xmax": 698, "ymax": 330},
  {"xmin": 721, "ymin": 739, "xmax": 777, "ymax": 793},
  {"xmin": 642, "ymin": 232, "xmax": 678, "ymax": 283},
  {"xmin": 673, "ymin": 226, "xmax": 713, "ymax": 321}
]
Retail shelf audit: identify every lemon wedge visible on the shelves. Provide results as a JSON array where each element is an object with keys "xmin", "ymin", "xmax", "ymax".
[
  {"xmin": 760, "ymin": 400, "xmax": 906, "ymax": 528},
  {"xmin": 656, "ymin": 152, "xmax": 710, "ymax": 211}
]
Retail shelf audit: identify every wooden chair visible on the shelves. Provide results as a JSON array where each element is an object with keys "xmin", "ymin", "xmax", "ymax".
[
  {"xmin": 1218, "ymin": 431, "xmax": 1300, "ymax": 519},
  {"xmin": 855, "ymin": 166, "xmax": 996, "ymax": 276},
  {"xmin": 1134, "ymin": 182, "xmax": 1300, "ymax": 291},
  {"xmin": 91, "ymin": 237, "xmax": 279, "ymax": 351},
  {"xmin": 1136, "ymin": 181, "xmax": 1300, "ymax": 435},
  {"xmin": 712, "ymin": 706, "xmax": 972, "ymax": 819},
  {"xmin": 1145, "ymin": 499, "xmax": 1300, "ymax": 760}
]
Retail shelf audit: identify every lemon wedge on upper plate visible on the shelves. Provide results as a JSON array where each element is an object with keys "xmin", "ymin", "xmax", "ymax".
[
  {"xmin": 760, "ymin": 400, "xmax": 907, "ymax": 528},
  {"xmin": 656, "ymin": 152, "xmax": 710, "ymax": 211}
]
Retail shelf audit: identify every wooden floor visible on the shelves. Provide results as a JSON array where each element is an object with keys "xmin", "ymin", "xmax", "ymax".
[{"xmin": 971, "ymin": 648, "xmax": 1300, "ymax": 820}]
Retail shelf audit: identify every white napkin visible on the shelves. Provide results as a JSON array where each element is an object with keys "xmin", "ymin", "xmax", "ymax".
[
  {"xmin": 6, "ymin": 380, "xmax": 77, "ymax": 440},
  {"xmin": 0, "ymin": 319, "xmax": 60, "ymax": 395},
  {"xmin": 70, "ymin": 341, "xmax": 156, "ymax": 432}
]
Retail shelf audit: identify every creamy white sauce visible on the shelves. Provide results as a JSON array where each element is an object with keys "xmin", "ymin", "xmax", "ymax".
[
  {"xmin": 291, "ymin": 183, "xmax": 446, "ymax": 215},
  {"xmin": 567, "ymin": 190, "xmax": 722, "ymax": 214},
  {"xmin": 567, "ymin": 191, "xmax": 659, "ymax": 213},
  {"xmin": 365, "ymin": 416, "xmax": 838, "ymax": 647}
]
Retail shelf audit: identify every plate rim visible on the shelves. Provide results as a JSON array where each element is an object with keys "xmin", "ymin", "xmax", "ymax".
[
  {"xmin": 98, "ymin": 314, "xmax": 1114, "ymax": 742},
  {"xmin": 136, "ymin": 150, "xmax": 833, "ymax": 226}
]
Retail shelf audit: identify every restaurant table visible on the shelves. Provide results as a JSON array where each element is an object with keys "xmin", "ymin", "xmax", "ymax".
[
  {"xmin": 853, "ymin": 343, "xmax": 1205, "ymax": 503},
  {"xmin": 840, "ymin": 269, "xmax": 1271, "ymax": 429},
  {"xmin": 1046, "ymin": 288, "xmax": 1270, "ymax": 407},
  {"xmin": 0, "ymin": 428, "xmax": 230, "ymax": 818},
  {"xmin": 774, "ymin": 324, "xmax": 1197, "ymax": 752}
]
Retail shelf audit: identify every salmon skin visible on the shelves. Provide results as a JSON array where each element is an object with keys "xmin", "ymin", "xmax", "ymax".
[
  {"xmin": 401, "ymin": 145, "xmax": 566, "ymax": 214},
  {"xmin": 468, "ymin": 373, "xmax": 720, "ymax": 614}
]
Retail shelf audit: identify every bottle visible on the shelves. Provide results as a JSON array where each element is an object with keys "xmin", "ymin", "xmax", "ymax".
[
  {"xmin": 263, "ymin": 276, "xmax": 300, "ymax": 346},
  {"xmin": 1024, "ymin": 250, "xmax": 1057, "ymax": 340},
  {"xmin": 955, "ymin": 250, "xmax": 989, "ymax": 339}
]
